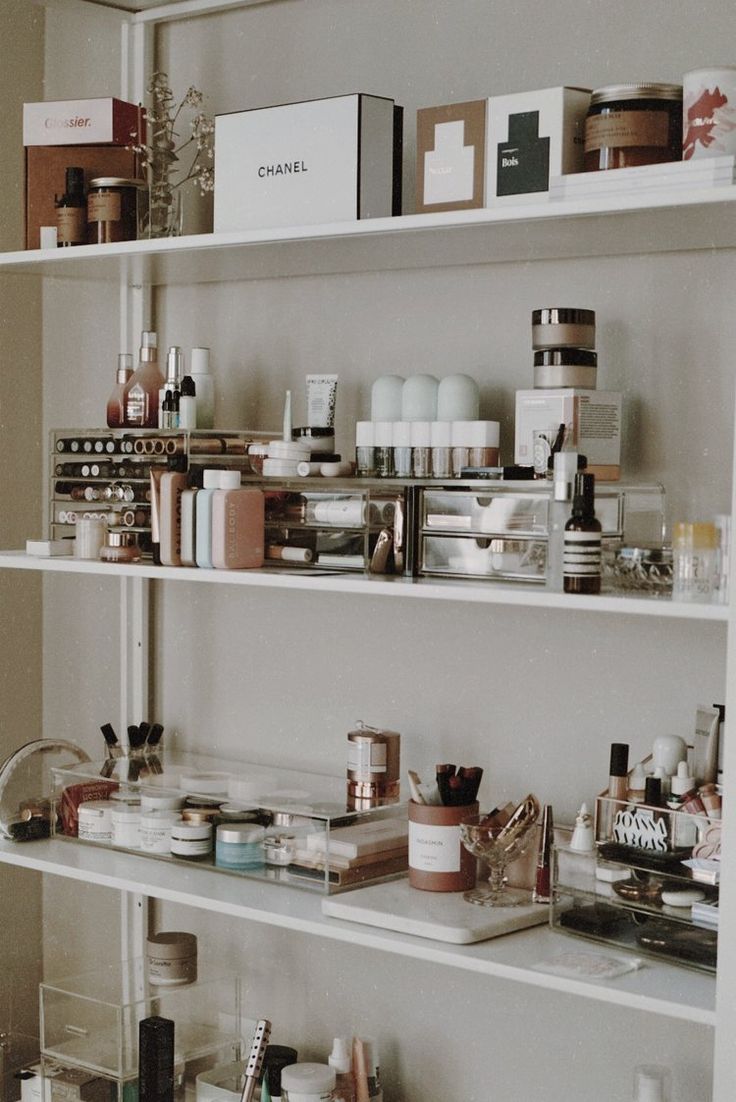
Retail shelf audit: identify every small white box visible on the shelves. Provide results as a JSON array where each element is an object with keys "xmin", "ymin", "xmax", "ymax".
[
  {"xmin": 515, "ymin": 389, "xmax": 622, "ymax": 480},
  {"xmin": 486, "ymin": 86, "xmax": 590, "ymax": 204},
  {"xmin": 23, "ymin": 97, "xmax": 143, "ymax": 147},
  {"xmin": 214, "ymin": 93, "xmax": 402, "ymax": 232}
]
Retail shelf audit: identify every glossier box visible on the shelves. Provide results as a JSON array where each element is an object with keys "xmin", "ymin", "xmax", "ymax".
[
  {"xmin": 416, "ymin": 100, "xmax": 486, "ymax": 212},
  {"xmin": 486, "ymin": 86, "xmax": 590, "ymax": 204},
  {"xmin": 213, "ymin": 93, "xmax": 403, "ymax": 231},
  {"xmin": 23, "ymin": 98, "xmax": 143, "ymax": 147},
  {"xmin": 25, "ymin": 145, "xmax": 140, "ymax": 249}
]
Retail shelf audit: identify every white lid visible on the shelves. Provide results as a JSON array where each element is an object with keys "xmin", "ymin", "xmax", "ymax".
[
  {"xmin": 629, "ymin": 762, "xmax": 647, "ymax": 788},
  {"xmin": 373, "ymin": 421, "xmax": 393, "ymax": 447},
  {"xmin": 451, "ymin": 420, "xmax": 475, "ymax": 446},
  {"xmin": 78, "ymin": 800, "xmax": 116, "ymax": 816},
  {"xmin": 355, "ymin": 421, "xmax": 375, "ymax": 447},
  {"xmin": 262, "ymin": 458, "xmax": 302, "ymax": 477},
  {"xmin": 671, "ymin": 760, "xmax": 695, "ymax": 796},
  {"xmin": 328, "ymin": 1038, "xmax": 351, "ymax": 1074},
  {"xmin": 190, "ymin": 347, "xmax": 210, "ymax": 374},
  {"xmin": 268, "ymin": 440, "xmax": 311, "ymax": 460},
  {"xmin": 219, "ymin": 471, "xmax": 241, "ymax": 490},
  {"xmin": 141, "ymin": 330, "xmax": 157, "ymax": 350},
  {"xmin": 281, "ymin": 1064, "xmax": 336, "ymax": 1093},
  {"xmin": 171, "ymin": 820, "xmax": 212, "ymax": 839},
  {"xmin": 179, "ymin": 771, "xmax": 230, "ymax": 794},
  {"xmin": 216, "ymin": 823, "xmax": 266, "ymax": 843},
  {"xmin": 228, "ymin": 774, "xmax": 278, "ymax": 800},
  {"xmin": 203, "ymin": 469, "xmax": 222, "ymax": 489},
  {"xmin": 553, "ymin": 451, "xmax": 579, "ymax": 501},
  {"xmin": 430, "ymin": 420, "xmax": 452, "ymax": 447},
  {"xmin": 111, "ymin": 807, "xmax": 141, "ymax": 822},
  {"xmin": 392, "ymin": 420, "xmax": 412, "ymax": 447},
  {"xmin": 466, "ymin": 420, "xmax": 500, "ymax": 447},
  {"xmin": 410, "ymin": 420, "xmax": 432, "ymax": 447}
]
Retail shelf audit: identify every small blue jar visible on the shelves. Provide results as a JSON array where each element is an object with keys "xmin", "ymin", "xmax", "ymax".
[{"xmin": 215, "ymin": 823, "xmax": 266, "ymax": 870}]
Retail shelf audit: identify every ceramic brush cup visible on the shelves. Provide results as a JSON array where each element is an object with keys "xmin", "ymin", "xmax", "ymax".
[{"xmin": 408, "ymin": 800, "xmax": 479, "ymax": 891}]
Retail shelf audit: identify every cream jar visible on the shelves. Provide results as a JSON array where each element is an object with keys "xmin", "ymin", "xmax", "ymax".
[
  {"xmin": 78, "ymin": 800, "xmax": 116, "ymax": 844},
  {"xmin": 533, "ymin": 349, "xmax": 598, "ymax": 389},
  {"xmin": 111, "ymin": 806, "xmax": 142, "ymax": 849},
  {"xmin": 170, "ymin": 820, "xmax": 213, "ymax": 860},
  {"xmin": 147, "ymin": 930, "xmax": 198, "ymax": 986},
  {"xmin": 140, "ymin": 792, "xmax": 185, "ymax": 813},
  {"xmin": 532, "ymin": 308, "xmax": 596, "ymax": 350},
  {"xmin": 140, "ymin": 810, "xmax": 181, "ymax": 854}
]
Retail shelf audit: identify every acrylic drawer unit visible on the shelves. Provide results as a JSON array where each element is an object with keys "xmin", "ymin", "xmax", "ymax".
[
  {"xmin": 418, "ymin": 481, "xmax": 666, "ymax": 583},
  {"xmin": 40, "ymin": 963, "xmax": 240, "ymax": 1102},
  {"xmin": 50, "ymin": 751, "xmax": 407, "ymax": 894}
]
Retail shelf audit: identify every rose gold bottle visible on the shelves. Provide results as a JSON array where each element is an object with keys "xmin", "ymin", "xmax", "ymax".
[
  {"xmin": 107, "ymin": 353, "xmax": 134, "ymax": 428},
  {"xmin": 125, "ymin": 331, "xmax": 164, "ymax": 428}
]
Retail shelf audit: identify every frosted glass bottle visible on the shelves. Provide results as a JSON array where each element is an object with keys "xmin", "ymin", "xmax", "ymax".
[
  {"xmin": 371, "ymin": 374, "xmax": 404, "ymax": 421},
  {"xmin": 437, "ymin": 373, "xmax": 480, "ymax": 420},
  {"xmin": 195, "ymin": 469, "xmax": 221, "ymax": 568},
  {"xmin": 191, "ymin": 347, "xmax": 215, "ymax": 429}
]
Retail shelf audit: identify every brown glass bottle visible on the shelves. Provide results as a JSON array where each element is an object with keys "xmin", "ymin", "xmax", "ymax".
[
  {"xmin": 107, "ymin": 353, "xmax": 134, "ymax": 428},
  {"xmin": 55, "ymin": 167, "xmax": 87, "ymax": 247},
  {"xmin": 563, "ymin": 472, "xmax": 602, "ymax": 594}
]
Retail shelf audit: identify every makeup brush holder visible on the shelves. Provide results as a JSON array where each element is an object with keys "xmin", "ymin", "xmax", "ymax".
[{"xmin": 408, "ymin": 800, "xmax": 478, "ymax": 891}]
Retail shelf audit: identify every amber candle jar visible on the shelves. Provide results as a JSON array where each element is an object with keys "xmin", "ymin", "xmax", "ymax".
[
  {"xmin": 88, "ymin": 177, "xmax": 145, "ymax": 243},
  {"xmin": 584, "ymin": 83, "xmax": 683, "ymax": 171}
]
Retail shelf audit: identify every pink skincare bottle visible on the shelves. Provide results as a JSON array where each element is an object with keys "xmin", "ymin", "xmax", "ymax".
[
  {"xmin": 211, "ymin": 475, "xmax": 264, "ymax": 570},
  {"xmin": 125, "ymin": 331, "xmax": 165, "ymax": 428},
  {"xmin": 159, "ymin": 472, "xmax": 189, "ymax": 566},
  {"xmin": 107, "ymin": 353, "xmax": 133, "ymax": 428}
]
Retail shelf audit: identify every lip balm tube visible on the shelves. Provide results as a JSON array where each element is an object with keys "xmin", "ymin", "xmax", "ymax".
[
  {"xmin": 355, "ymin": 421, "xmax": 376, "ymax": 476},
  {"xmin": 430, "ymin": 421, "xmax": 452, "ymax": 478},
  {"xmin": 373, "ymin": 422, "xmax": 394, "ymax": 478},
  {"xmin": 392, "ymin": 421, "xmax": 412, "ymax": 477},
  {"xmin": 411, "ymin": 421, "xmax": 432, "ymax": 478}
]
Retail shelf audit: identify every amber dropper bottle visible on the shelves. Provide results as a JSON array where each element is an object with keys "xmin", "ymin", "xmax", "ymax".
[{"xmin": 563, "ymin": 471, "xmax": 602, "ymax": 594}]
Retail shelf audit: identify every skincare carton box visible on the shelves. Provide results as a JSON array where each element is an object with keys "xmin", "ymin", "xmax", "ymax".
[
  {"xmin": 214, "ymin": 93, "xmax": 403, "ymax": 232},
  {"xmin": 515, "ymin": 388, "xmax": 622, "ymax": 480},
  {"xmin": 25, "ymin": 145, "xmax": 140, "ymax": 249},
  {"xmin": 416, "ymin": 100, "xmax": 487, "ymax": 212},
  {"xmin": 23, "ymin": 97, "xmax": 143, "ymax": 147},
  {"xmin": 486, "ymin": 86, "xmax": 590, "ymax": 204}
]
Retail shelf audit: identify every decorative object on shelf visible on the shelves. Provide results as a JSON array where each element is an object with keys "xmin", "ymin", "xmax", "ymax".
[
  {"xmin": 131, "ymin": 73, "xmax": 215, "ymax": 239},
  {"xmin": 683, "ymin": 68, "xmax": 736, "ymax": 160},
  {"xmin": 584, "ymin": 83, "xmax": 683, "ymax": 172},
  {"xmin": 460, "ymin": 794, "xmax": 541, "ymax": 907}
]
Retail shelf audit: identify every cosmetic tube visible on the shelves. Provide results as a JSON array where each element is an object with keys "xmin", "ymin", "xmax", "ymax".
[
  {"xmin": 180, "ymin": 488, "xmax": 198, "ymax": 567},
  {"xmin": 392, "ymin": 421, "xmax": 412, "ymax": 477},
  {"xmin": 160, "ymin": 472, "xmax": 189, "ymax": 567},
  {"xmin": 608, "ymin": 742, "xmax": 629, "ymax": 801},
  {"xmin": 149, "ymin": 467, "xmax": 164, "ymax": 564},
  {"xmin": 533, "ymin": 804, "xmax": 554, "ymax": 903},
  {"xmin": 191, "ymin": 348, "xmax": 214, "ymax": 429},
  {"xmin": 430, "ymin": 420, "xmax": 452, "ymax": 478},
  {"xmin": 306, "ymin": 374, "xmax": 338, "ymax": 429},
  {"xmin": 694, "ymin": 704, "xmax": 720, "ymax": 785}
]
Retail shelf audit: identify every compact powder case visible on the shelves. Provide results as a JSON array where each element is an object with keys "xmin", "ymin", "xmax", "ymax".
[
  {"xmin": 533, "ymin": 348, "xmax": 598, "ymax": 389},
  {"xmin": 531, "ymin": 307, "xmax": 596, "ymax": 350}
]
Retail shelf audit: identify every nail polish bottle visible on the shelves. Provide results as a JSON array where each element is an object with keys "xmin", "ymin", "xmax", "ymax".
[
  {"xmin": 563, "ymin": 471, "xmax": 602, "ymax": 594},
  {"xmin": 107, "ymin": 353, "xmax": 134, "ymax": 428},
  {"xmin": 355, "ymin": 422, "xmax": 376, "ymax": 477}
]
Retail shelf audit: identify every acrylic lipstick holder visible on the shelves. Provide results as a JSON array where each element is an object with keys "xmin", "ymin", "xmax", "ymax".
[
  {"xmin": 40, "ymin": 964, "xmax": 241, "ymax": 1100},
  {"xmin": 551, "ymin": 766, "xmax": 722, "ymax": 974},
  {"xmin": 417, "ymin": 482, "xmax": 665, "ymax": 584},
  {"xmin": 50, "ymin": 751, "xmax": 406, "ymax": 895}
]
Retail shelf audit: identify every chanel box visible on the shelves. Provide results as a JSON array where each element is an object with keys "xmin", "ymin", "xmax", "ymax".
[
  {"xmin": 515, "ymin": 388, "xmax": 622, "ymax": 481},
  {"xmin": 486, "ymin": 86, "xmax": 590, "ymax": 204},
  {"xmin": 416, "ymin": 100, "xmax": 486, "ymax": 212},
  {"xmin": 214, "ymin": 93, "xmax": 403, "ymax": 232},
  {"xmin": 23, "ymin": 97, "xmax": 144, "ymax": 147}
]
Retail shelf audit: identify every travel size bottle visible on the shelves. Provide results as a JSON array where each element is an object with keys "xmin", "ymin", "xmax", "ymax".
[
  {"xmin": 55, "ymin": 166, "xmax": 87, "ymax": 247},
  {"xmin": 563, "ymin": 471, "xmax": 602, "ymax": 594},
  {"xmin": 126, "ymin": 331, "xmax": 164, "ymax": 428},
  {"xmin": 159, "ymin": 346, "xmax": 183, "ymax": 428},
  {"xmin": 106, "ymin": 353, "xmax": 134, "ymax": 428},
  {"xmin": 179, "ymin": 375, "xmax": 197, "ymax": 429},
  {"xmin": 190, "ymin": 347, "xmax": 214, "ymax": 428}
]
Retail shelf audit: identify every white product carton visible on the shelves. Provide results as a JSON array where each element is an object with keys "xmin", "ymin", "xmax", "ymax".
[
  {"xmin": 214, "ymin": 93, "xmax": 402, "ymax": 232},
  {"xmin": 515, "ymin": 389, "xmax": 622, "ymax": 480}
]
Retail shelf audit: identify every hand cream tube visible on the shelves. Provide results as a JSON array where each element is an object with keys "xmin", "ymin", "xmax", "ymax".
[
  {"xmin": 149, "ymin": 467, "xmax": 165, "ymax": 566},
  {"xmin": 694, "ymin": 704, "xmax": 720, "ymax": 785},
  {"xmin": 306, "ymin": 373, "xmax": 338, "ymax": 429}
]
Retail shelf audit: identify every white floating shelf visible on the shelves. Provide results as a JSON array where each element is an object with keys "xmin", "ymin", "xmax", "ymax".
[
  {"xmin": 3, "ymin": 189, "xmax": 736, "ymax": 285},
  {"xmin": 0, "ymin": 550, "xmax": 727, "ymax": 621},
  {"xmin": 0, "ymin": 837, "xmax": 715, "ymax": 1024}
]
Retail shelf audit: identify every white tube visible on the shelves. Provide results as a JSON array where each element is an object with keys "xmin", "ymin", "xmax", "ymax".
[{"xmin": 306, "ymin": 374, "xmax": 338, "ymax": 429}]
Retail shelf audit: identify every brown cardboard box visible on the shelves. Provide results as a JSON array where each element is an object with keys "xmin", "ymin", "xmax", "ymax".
[
  {"xmin": 25, "ymin": 145, "xmax": 142, "ymax": 249},
  {"xmin": 416, "ymin": 100, "xmax": 486, "ymax": 213}
]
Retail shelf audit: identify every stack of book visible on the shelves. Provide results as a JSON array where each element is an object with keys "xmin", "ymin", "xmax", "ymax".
[{"xmin": 289, "ymin": 817, "xmax": 408, "ymax": 888}]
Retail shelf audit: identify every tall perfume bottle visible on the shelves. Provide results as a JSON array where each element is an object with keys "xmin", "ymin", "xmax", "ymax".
[
  {"xmin": 125, "ymin": 331, "xmax": 164, "ymax": 428},
  {"xmin": 563, "ymin": 472, "xmax": 602, "ymax": 594},
  {"xmin": 106, "ymin": 353, "xmax": 134, "ymax": 428}
]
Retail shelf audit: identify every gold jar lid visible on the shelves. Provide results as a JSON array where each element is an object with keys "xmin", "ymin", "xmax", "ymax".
[
  {"xmin": 89, "ymin": 177, "xmax": 147, "ymax": 189},
  {"xmin": 590, "ymin": 83, "xmax": 683, "ymax": 105}
]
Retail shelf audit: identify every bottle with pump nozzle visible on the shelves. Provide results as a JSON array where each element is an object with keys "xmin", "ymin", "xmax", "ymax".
[
  {"xmin": 107, "ymin": 353, "xmax": 134, "ymax": 428},
  {"xmin": 55, "ymin": 166, "xmax": 87, "ymax": 247},
  {"xmin": 125, "ymin": 331, "xmax": 164, "ymax": 428},
  {"xmin": 328, "ymin": 1038, "xmax": 355, "ymax": 1102},
  {"xmin": 564, "ymin": 471, "xmax": 602, "ymax": 594}
]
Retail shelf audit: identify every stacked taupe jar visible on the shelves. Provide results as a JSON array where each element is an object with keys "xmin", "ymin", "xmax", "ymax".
[{"xmin": 532, "ymin": 308, "xmax": 597, "ymax": 389}]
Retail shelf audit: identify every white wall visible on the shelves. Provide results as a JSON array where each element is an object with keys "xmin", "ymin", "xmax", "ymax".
[
  {"xmin": 0, "ymin": 0, "xmax": 44, "ymax": 1056},
  {"xmin": 33, "ymin": 1, "xmax": 733, "ymax": 1099}
]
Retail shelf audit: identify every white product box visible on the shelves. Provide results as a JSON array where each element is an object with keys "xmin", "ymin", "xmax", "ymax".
[
  {"xmin": 23, "ymin": 97, "xmax": 143, "ymax": 147},
  {"xmin": 486, "ymin": 86, "xmax": 590, "ymax": 204},
  {"xmin": 515, "ymin": 389, "xmax": 622, "ymax": 480},
  {"xmin": 214, "ymin": 93, "xmax": 403, "ymax": 232}
]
